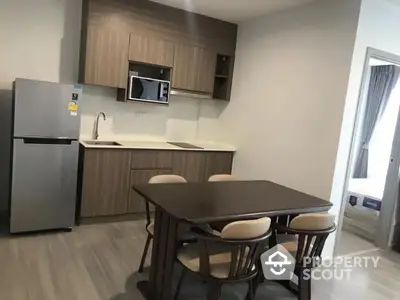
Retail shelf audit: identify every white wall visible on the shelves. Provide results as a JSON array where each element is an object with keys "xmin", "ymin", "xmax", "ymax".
[
  {"xmin": 0, "ymin": 0, "xmax": 224, "ymax": 142},
  {"xmin": 331, "ymin": 0, "xmax": 400, "ymax": 250},
  {"xmin": 0, "ymin": 0, "xmax": 82, "ymax": 88},
  {"xmin": 218, "ymin": 0, "xmax": 362, "ymax": 256},
  {"xmin": 79, "ymin": 87, "xmax": 207, "ymax": 141}
]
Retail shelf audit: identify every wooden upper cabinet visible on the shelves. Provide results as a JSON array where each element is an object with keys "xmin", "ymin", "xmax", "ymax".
[
  {"xmin": 81, "ymin": 149, "xmax": 131, "ymax": 217},
  {"xmin": 80, "ymin": 0, "xmax": 237, "ymax": 93},
  {"xmin": 83, "ymin": 27, "xmax": 129, "ymax": 88},
  {"xmin": 172, "ymin": 44, "xmax": 197, "ymax": 91},
  {"xmin": 129, "ymin": 33, "xmax": 175, "ymax": 67},
  {"xmin": 195, "ymin": 47, "xmax": 217, "ymax": 94},
  {"xmin": 172, "ymin": 44, "xmax": 217, "ymax": 94}
]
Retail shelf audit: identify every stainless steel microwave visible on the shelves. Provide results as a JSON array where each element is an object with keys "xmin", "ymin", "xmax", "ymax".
[{"xmin": 128, "ymin": 75, "xmax": 170, "ymax": 104}]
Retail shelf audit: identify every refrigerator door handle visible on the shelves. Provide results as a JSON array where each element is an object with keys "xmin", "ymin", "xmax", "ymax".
[{"xmin": 21, "ymin": 137, "xmax": 76, "ymax": 145}]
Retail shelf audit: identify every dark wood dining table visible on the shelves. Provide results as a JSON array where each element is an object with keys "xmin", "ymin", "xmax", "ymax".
[{"xmin": 133, "ymin": 180, "xmax": 332, "ymax": 300}]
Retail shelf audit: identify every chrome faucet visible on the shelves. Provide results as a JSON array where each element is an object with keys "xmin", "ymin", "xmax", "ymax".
[{"xmin": 93, "ymin": 112, "xmax": 106, "ymax": 140}]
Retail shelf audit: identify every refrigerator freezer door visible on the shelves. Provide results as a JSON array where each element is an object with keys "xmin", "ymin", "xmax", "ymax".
[
  {"xmin": 13, "ymin": 79, "xmax": 81, "ymax": 139},
  {"xmin": 10, "ymin": 139, "xmax": 79, "ymax": 233}
]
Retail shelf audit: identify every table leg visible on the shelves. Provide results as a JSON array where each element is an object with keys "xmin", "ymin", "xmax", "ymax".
[{"xmin": 137, "ymin": 207, "xmax": 178, "ymax": 300}]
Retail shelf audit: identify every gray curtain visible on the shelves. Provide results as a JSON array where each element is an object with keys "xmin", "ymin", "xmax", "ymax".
[{"xmin": 353, "ymin": 65, "xmax": 400, "ymax": 178}]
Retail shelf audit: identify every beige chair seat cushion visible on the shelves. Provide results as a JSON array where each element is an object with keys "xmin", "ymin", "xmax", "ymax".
[
  {"xmin": 277, "ymin": 234, "xmax": 299, "ymax": 256},
  {"xmin": 290, "ymin": 213, "xmax": 335, "ymax": 230},
  {"xmin": 277, "ymin": 234, "xmax": 317, "ymax": 257},
  {"xmin": 145, "ymin": 175, "xmax": 186, "ymax": 236},
  {"xmin": 177, "ymin": 242, "xmax": 247, "ymax": 279},
  {"xmin": 208, "ymin": 174, "xmax": 239, "ymax": 182}
]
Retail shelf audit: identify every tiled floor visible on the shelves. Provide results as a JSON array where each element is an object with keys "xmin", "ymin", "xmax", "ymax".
[{"xmin": 0, "ymin": 220, "xmax": 399, "ymax": 300}]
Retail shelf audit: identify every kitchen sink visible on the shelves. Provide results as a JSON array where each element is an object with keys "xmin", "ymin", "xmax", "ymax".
[
  {"xmin": 168, "ymin": 142, "xmax": 204, "ymax": 149},
  {"xmin": 85, "ymin": 141, "xmax": 122, "ymax": 146}
]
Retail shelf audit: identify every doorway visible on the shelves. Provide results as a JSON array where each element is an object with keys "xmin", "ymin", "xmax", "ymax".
[{"xmin": 336, "ymin": 48, "xmax": 400, "ymax": 256}]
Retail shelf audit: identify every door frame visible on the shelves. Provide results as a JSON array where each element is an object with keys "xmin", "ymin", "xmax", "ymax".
[{"xmin": 335, "ymin": 47, "xmax": 400, "ymax": 252}]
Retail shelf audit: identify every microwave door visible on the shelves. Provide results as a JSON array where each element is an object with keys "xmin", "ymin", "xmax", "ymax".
[
  {"xmin": 142, "ymin": 79, "xmax": 160, "ymax": 101},
  {"xmin": 159, "ymin": 83, "xmax": 164, "ymax": 101},
  {"xmin": 128, "ymin": 76, "xmax": 170, "ymax": 104},
  {"xmin": 131, "ymin": 78, "xmax": 144, "ymax": 99}
]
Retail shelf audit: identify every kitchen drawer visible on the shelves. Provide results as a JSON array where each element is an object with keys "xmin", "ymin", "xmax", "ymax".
[
  {"xmin": 128, "ymin": 169, "xmax": 172, "ymax": 213},
  {"xmin": 130, "ymin": 150, "xmax": 173, "ymax": 169}
]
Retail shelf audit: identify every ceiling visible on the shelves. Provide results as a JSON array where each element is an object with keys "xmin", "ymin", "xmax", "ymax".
[
  {"xmin": 150, "ymin": 0, "xmax": 319, "ymax": 23},
  {"xmin": 370, "ymin": 58, "xmax": 397, "ymax": 66}
]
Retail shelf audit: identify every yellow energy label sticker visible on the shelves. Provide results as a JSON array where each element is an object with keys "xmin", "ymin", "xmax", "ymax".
[{"xmin": 68, "ymin": 101, "xmax": 78, "ymax": 112}]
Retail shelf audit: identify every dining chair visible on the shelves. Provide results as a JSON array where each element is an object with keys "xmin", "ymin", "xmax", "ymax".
[
  {"xmin": 138, "ymin": 174, "xmax": 187, "ymax": 273},
  {"xmin": 208, "ymin": 174, "xmax": 239, "ymax": 232},
  {"xmin": 208, "ymin": 174, "xmax": 239, "ymax": 182},
  {"xmin": 265, "ymin": 213, "xmax": 336, "ymax": 300},
  {"xmin": 174, "ymin": 217, "xmax": 272, "ymax": 300}
]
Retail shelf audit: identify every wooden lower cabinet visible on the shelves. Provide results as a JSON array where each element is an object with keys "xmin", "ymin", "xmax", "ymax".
[
  {"xmin": 81, "ymin": 149, "xmax": 131, "ymax": 217},
  {"xmin": 172, "ymin": 151, "xmax": 233, "ymax": 182},
  {"xmin": 172, "ymin": 152, "xmax": 207, "ymax": 182},
  {"xmin": 130, "ymin": 150, "xmax": 173, "ymax": 169},
  {"xmin": 128, "ymin": 169, "xmax": 172, "ymax": 213},
  {"xmin": 203, "ymin": 152, "xmax": 233, "ymax": 181},
  {"xmin": 80, "ymin": 148, "xmax": 234, "ymax": 219}
]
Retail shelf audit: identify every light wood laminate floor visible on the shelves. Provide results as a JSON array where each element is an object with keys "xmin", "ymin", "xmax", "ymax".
[
  {"xmin": 1, "ymin": 220, "xmax": 400, "ymax": 300},
  {"xmin": 336, "ymin": 229, "xmax": 378, "ymax": 256}
]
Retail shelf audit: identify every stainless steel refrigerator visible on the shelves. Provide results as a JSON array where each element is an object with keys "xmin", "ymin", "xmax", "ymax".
[{"xmin": 10, "ymin": 78, "xmax": 82, "ymax": 233}]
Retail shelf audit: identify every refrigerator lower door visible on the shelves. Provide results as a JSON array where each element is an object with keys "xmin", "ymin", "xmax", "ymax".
[{"xmin": 10, "ymin": 138, "xmax": 79, "ymax": 233}]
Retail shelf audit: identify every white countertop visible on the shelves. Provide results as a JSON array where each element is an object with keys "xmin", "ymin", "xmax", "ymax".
[{"xmin": 79, "ymin": 139, "xmax": 236, "ymax": 152}]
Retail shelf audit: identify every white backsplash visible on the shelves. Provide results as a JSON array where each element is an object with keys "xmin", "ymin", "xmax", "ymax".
[{"xmin": 79, "ymin": 85, "xmax": 227, "ymax": 142}]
